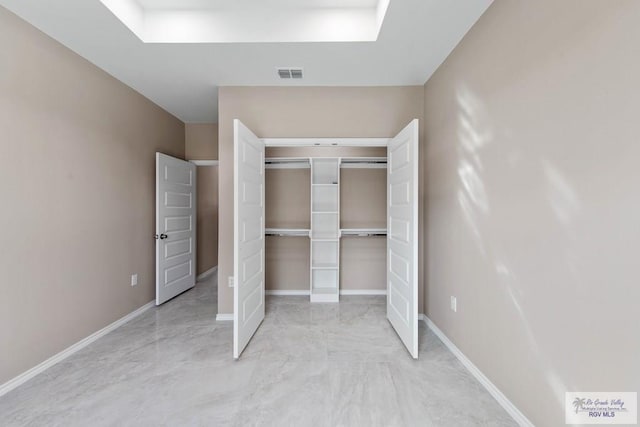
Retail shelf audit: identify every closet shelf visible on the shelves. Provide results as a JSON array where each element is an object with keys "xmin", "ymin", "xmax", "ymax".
[
  {"xmin": 265, "ymin": 157, "xmax": 310, "ymax": 169},
  {"xmin": 311, "ymin": 288, "xmax": 339, "ymax": 295},
  {"xmin": 340, "ymin": 228, "xmax": 387, "ymax": 237},
  {"xmin": 265, "ymin": 228, "xmax": 310, "ymax": 237},
  {"xmin": 312, "ymin": 264, "xmax": 339, "ymax": 270},
  {"xmin": 340, "ymin": 157, "xmax": 387, "ymax": 169}
]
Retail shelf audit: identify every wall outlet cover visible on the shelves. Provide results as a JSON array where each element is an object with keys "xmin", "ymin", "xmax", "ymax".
[
  {"xmin": 228, "ymin": 276, "xmax": 234, "ymax": 288},
  {"xmin": 450, "ymin": 296, "xmax": 457, "ymax": 312},
  {"xmin": 131, "ymin": 274, "xmax": 138, "ymax": 286}
]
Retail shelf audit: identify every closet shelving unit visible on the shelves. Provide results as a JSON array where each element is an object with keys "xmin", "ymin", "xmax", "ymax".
[
  {"xmin": 264, "ymin": 156, "xmax": 388, "ymax": 303},
  {"xmin": 310, "ymin": 158, "xmax": 341, "ymax": 302}
]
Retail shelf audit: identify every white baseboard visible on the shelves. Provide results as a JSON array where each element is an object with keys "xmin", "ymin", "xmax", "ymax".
[
  {"xmin": 340, "ymin": 289, "xmax": 386, "ymax": 296},
  {"xmin": 265, "ymin": 290, "xmax": 309, "ymax": 296},
  {"xmin": 216, "ymin": 313, "xmax": 233, "ymax": 321},
  {"xmin": 197, "ymin": 265, "xmax": 217, "ymax": 282},
  {"xmin": 419, "ymin": 315, "xmax": 533, "ymax": 427},
  {"xmin": 0, "ymin": 300, "xmax": 155, "ymax": 398}
]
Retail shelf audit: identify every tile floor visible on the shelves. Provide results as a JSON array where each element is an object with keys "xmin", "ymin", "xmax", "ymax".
[{"xmin": 0, "ymin": 275, "xmax": 517, "ymax": 426}]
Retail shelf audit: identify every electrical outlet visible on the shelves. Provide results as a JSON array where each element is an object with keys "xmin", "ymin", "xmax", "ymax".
[
  {"xmin": 131, "ymin": 274, "xmax": 138, "ymax": 287},
  {"xmin": 228, "ymin": 276, "xmax": 234, "ymax": 288},
  {"xmin": 450, "ymin": 296, "xmax": 457, "ymax": 312}
]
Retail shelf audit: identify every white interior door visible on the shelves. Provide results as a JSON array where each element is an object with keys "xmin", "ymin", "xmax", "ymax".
[
  {"xmin": 156, "ymin": 153, "xmax": 197, "ymax": 305},
  {"xmin": 233, "ymin": 119, "xmax": 266, "ymax": 359},
  {"xmin": 387, "ymin": 119, "xmax": 419, "ymax": 358}
]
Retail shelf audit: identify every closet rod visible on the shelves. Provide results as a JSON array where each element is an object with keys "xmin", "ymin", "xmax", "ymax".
[
  {"xmin": 340, "ymin": 229, "xmax": 387, "ymax": 237},
  {"xmin": 340, "ymin": 157, "xmax": 388, "ymax": 169},
  {"xmin": 265, "ymin": 228, "xmax": 311, "ymax": 237},
  {"xmin": 341, "ymin": 233, "xmax": 387, "ymax": 237},
  {"xmin": 265, "ymin": 157, "xmax": 311, "ymax": 169}
]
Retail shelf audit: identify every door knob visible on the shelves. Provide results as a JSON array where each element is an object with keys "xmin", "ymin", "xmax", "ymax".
[{"xmin": 160, "ymin": 233, "xmax": 168, "ymax": 240}]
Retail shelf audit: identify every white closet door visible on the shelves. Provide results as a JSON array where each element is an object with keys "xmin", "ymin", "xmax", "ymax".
[
  {"xmin": 387, "ymin": 119, "xmax": 419, "ymax": 359},
  {"xmin": 233, "ymin": 119, "xmax": 266, "ymax": 359},
  {"xmin": 156, "ymin": 153, "xmax": 197, "ymax": 305}
]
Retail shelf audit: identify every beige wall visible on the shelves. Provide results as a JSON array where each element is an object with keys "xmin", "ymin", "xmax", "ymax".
[
  {"xmin": 185, "ymin": 123, "xmax": 218, "ymax": 160},
  {"xmin": 266, "ymin": 237, "xmax": 310, "ymax": 291},
  {"xmin": 266, "ymin": 168, "xmax": 311, "ymax": 230},
  {"xmin": 185, "ymin": 123, "xmax": 219, "ymax": 275},
  {"xmin": 219, "ymin": 86, "xmax": 423, "ymax": 314},
  {"xmin": 340, "ymin": 237, "xmax": 386, "ymax": 291},
  {"xmin": 341, "ymin": 169, "xmax": 386, "ymax": 229},
  {"xmin": 422, "ymin": 1, "xmax": 640, "ymax": 425},
  {"xmin": 264, "ymin": 168, "xmax": 311, "ymax": 290},
  {"xmin": 196, "ymin": 166, "xmax": 218, "ymax": 275},
  {"xmin": 340, "ymin": 168, "xmax": 387, "ymax": 291},
  {"xmin": 0, "ymin": 8, "xmax": 184, "ymax": 384}
]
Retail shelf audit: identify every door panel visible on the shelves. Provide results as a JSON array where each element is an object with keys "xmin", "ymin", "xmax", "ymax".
[
  {"xmin": 234, "ymin": 119, "xmax": 266, "ymax": 359},
  {"xmin": 156, "ymin": 153, "xmax": 197, "ymax": 305},
  {"xmin": 387, "ymin": 119, "xmax": 419, "ymax": 358}
]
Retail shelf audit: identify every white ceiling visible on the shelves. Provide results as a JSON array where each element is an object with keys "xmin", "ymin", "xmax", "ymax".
[
  {"xmin": 136, "ymin": 0, "xmax": 380, "ymax": 10},
  {"xmin": 100, "ymin": 0, "xmax": 390, "ymax": 43},
  {"xmin": 0, "ymin": 0, "xmax": 492, "ymax": 122}
]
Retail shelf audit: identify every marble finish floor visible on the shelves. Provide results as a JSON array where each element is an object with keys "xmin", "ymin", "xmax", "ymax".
[{"xmin": 0, "ymin": 275, "xmax": 516, "ymax": 426}]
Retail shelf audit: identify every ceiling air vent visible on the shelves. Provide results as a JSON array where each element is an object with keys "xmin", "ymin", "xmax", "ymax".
[{"xmin": 277, "ymin": 68, "xmax": 303, "ymax": 79}]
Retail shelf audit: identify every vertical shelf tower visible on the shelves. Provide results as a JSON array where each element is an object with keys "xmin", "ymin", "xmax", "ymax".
[{"xmin": 310, "ymin": 158, "xmax": 340, "ymax": 302}]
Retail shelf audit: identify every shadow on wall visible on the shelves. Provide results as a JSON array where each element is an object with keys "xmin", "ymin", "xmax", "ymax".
[{"xmin": 453, "ymin": 84, "xmax": 571, "ymax": 409}]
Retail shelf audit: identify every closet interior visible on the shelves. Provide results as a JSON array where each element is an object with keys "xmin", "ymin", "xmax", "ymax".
[
  {"xmin": 265, "ymin": 147, "xmax": 388, "ymax": 302},
  {"xmin": 233, "ymin": 119, "xmax": 419, "ymax": 359}
]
